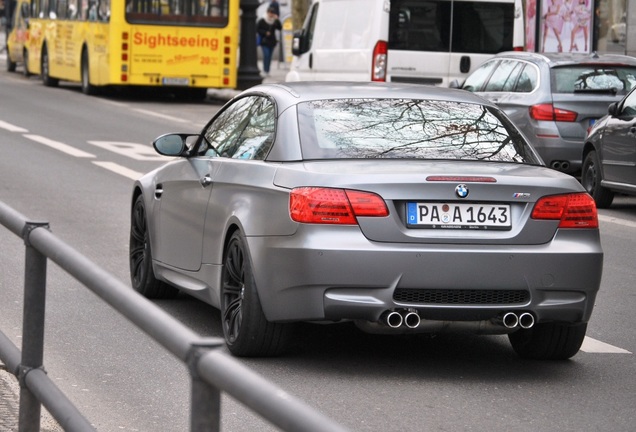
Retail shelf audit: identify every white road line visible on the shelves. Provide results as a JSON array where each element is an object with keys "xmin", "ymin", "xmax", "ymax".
[
  {"xmin": 92, "ymin": 161, "xmax": 143, "ymax": 180},
  {"xmin": 131, "ymin": 108, "xmax": 192, "ymax": 123},
  {"xmin": 580, "ymin": 336, "xmax": 632, "ymax": 354},
  {"xmin": 0, "ymin": 120, "xmax": 29, "ymax": 133},
  {"xmin": 23, "ymin": 134, "xmax": 96, "ymax": 158},
  {"xmin": 599, "ymin": 215, "xmax": 636, "ymax": 229}
]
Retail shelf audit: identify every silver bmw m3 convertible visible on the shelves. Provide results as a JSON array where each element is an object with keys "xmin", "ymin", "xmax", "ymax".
[{"xmin": 129, "ymin": 82, "xmax": 603, "ymax": 359}]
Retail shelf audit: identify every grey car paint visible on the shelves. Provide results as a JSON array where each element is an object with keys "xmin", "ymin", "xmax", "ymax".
[{"xmin": 131, "ymin": 81, "xmax": 603, "ymax": 358}]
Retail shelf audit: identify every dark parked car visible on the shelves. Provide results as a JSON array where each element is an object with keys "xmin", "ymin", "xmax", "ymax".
[
  {"xmin": 582, "ymin": 86, "xmax": 636, "ymax": 208},
  {"xmin": 130, "ymin": 82, "xmax": 602, "ymax": 360},
  {"xmin": 460, "ymin": 51, "xmax": 636, "ymax": 175}
]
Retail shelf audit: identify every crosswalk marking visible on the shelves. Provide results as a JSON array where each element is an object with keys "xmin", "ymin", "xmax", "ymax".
[
  {"xmin": 0, "ymin": 120, "xmax": 29, "ymax": 133},
  {"xmin": 92, "ymin": 161, "xmax": 144, "ymax": 180},
  {"xmin": 580, "ymin": 336, "xmax": 631, "ymax": 354},
  {"xmin": 24, "ymin": 134, "xmax": 96, "ymax": 158}
]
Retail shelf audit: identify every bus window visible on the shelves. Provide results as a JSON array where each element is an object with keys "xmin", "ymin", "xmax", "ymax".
[
  {"xmin": 97, "ymin": 0, "xmax": 109, "ymax": 21},
  {"xmin": 126, "ymin": 0, "xmax": 229, "ymax": 25}
]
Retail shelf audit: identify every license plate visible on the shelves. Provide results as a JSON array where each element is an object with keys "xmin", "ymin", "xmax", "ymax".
[
  {"xmin": 406, "ymin": 202, "xmax": 511, "ymax": 230},
  {"xmin": 162, "ymin": 77, "xmax": 189, "ymax": 86}
]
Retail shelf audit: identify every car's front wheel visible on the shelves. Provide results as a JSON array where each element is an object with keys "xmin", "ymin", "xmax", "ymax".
[
  {"xmin": 582, "ymin": 150, "xmax": 614, "ymax": 208},
  {"xmin": 508, "ymin": 322, "xmax": 587, "ymax": 360},
  {"xmin": 129, "ymin": 194, "xmax": 179, "ymax": 299},
  {"xmin": 221, "ymin": 231, "xmax": 292, "ymax": 357}
]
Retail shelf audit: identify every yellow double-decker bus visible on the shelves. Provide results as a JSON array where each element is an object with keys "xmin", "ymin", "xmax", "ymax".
[{"xmin": 16, "ymin": 0, "xmax": 238, "ymax": 98}]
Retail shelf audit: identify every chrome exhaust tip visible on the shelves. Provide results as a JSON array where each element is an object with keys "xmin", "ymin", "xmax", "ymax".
[
  {"xmin": 518, "ymin": 312, "xmax": 535, "ymax": 329},
  {"xmin": 403, "ymin": 311, "xmax": 421, "ymax": 329},
  {"xmin": 502, "ymin": 312, "xmax": 519, "ymax": 329},
  {"xmin": 384, "ymin": 311, "xmax": 403, "ymax": 328}
]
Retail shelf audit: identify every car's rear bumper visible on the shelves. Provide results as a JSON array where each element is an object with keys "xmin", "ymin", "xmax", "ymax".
[
  {"xmin": 247, "ymin": 227, "xmax": 603, "ymax": 328},
  {"xmin": 531, "ymin": 136, "xmax": 584, "ymax": 174}
]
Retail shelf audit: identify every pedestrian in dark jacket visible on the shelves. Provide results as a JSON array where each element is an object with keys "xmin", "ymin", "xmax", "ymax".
[{"xmin": 256, "ymin": 6, "xmax": 282, "ymax": 77}]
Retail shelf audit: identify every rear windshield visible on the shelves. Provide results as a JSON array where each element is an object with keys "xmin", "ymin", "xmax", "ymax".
[
  {"xmin": 297, "ymin": 99, "xmax": 540, "ymax": 164},
  {"xmin": 389, "ymin": 0, "xmax": 514, "ymax": 53},
  {"xmin": 551, "ymin": 65, "xmax": 636, "ymax": 95}
]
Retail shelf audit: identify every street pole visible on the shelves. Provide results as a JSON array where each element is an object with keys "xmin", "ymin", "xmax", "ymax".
[{"xmin": 237, "ymin": 0, "xmax": 263, "ymax": 90}]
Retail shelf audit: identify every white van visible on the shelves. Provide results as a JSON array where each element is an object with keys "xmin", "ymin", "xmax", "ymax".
[{"xmin": 286, "ymin": 0, "xmax": 524, "ymax": 87}]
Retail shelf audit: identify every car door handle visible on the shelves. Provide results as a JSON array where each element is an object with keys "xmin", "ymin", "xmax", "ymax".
[
  {"xmin": 154, "ymin": 184, "xmax": 163, "ymax": 199},
  {"xmin": 200, "ymin": 175, "xmax": 213, "ymax": 187}
]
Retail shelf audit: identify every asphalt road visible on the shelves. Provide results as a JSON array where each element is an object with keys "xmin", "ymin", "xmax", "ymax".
[{"xmin": 0, "ymin": 55, "xmax": 635, "ymax": 432}]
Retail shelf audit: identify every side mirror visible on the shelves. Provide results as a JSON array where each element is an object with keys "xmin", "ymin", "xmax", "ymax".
[
  {"xmin": 291, "ymin": 30, "xmax": 310, "ymax": 56},
  {"xmin": 153, "ymin": 133, "xmax": 193, "ymax": 156},
  {"xmin": 607, "ymin": 102, "xmax": 618, "ymax": 117}
]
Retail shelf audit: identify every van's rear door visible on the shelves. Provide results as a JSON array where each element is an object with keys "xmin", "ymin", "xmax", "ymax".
[{"xmin": 387, "ymin": 0, "xmax": 518, "ymax": 87}]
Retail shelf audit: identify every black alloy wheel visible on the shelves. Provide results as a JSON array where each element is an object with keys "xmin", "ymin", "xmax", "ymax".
[
  {"xmin": 221, "ymin": 231, "xmax": 291, "ymax": 357},
  {"xmin": 582, "ymin": 150, "xmax": 614, "ymax": 208},
  {"xmin": 129, "ymin": 195, "xmax": 178, "ymax": 299}
]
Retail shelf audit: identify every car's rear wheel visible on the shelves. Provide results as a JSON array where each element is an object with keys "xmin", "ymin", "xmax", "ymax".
[
  {"xmin": 508, "ymin": 322, "xmax": 587, "ymax": 360},
  {"xmin": 582, "ymin": 150, "xmax": 614, "ymax": 208},
  {"xmin": 221, "ymin": 231, "xmax": 292, "ymax": 357},
  {"xmin": 129, "ymin": 194, "xmax": 179, "ymax": 299}
]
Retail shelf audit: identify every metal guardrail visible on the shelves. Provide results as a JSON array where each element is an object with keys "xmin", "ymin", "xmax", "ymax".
[{"xmin": 0, "ymin": 200, "xmax": 349, "ymax": 432}]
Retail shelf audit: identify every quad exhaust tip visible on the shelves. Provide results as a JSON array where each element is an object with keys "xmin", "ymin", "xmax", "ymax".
[
  {"xmin": 381, "ymin": 310, "xmax": 535, "ymax": 330},
  {"xmin": 502, "ymin": 312, "xmax": 535, "ymax": 329},
  {"xmin": 382, "ymin": 309, "xmax": 421, "ymax": 329}
]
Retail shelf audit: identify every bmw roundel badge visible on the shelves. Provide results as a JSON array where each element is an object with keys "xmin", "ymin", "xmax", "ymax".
[{"xmin": 455, "ymin": 184, "xmax": 469, "ymax": 198}]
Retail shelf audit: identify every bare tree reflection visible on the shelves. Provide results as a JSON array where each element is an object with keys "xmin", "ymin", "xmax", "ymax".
[{"xmin": 301, "ymin": 99, "xmax": 537, "ymax": 163}]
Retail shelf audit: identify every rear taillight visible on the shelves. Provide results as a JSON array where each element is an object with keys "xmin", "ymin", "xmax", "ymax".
[
  {"xmin": 290, "ymin": 187, "xmax": 389, "ymax": 224},
  {"xmin": 529, "ymin": 104, "xmax": 578, "ymax": 122},
  {"xmin": 372, "ymin": 40, "xmax": 387, "ymax": 82},
  {"xmin": 531, "ymin": 193, "xmax": 598, "ymax": 228}
]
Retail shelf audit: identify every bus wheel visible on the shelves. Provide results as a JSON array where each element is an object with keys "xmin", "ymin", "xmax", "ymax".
[
  {"xmin": 23, "ymin": 49, "xmax": 31, "ymax": 77},
  {"xmin": 41, "ymin": 46, "xmax": 59, "ymax": 87},
  {"xmin": 81, "ymin": 52, "xmax": 99, "ymax": 96},
  {"xmin": 7, "ymin": 53, "xmax": 17, "ymax": 73},
  {"xmin": 186, "ymin": 88, "xmax": 208, "ymax": 101}
]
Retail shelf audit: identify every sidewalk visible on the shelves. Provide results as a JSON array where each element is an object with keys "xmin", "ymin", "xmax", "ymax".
[
  {"xmin": 0, "ymin": 362, "xmax": 62, "ymax": 431},
  {"xmin": 208, "ymin": 60, "xmax": 289, "ymax": 101}
]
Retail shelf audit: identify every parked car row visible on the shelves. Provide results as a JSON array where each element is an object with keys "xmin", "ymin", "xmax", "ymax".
[{"xmin": 458, "ymin": 51, "xmax": 636, "ymax": 208}]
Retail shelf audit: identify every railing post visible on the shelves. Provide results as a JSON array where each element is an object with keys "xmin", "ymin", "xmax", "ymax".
[
  {"xmin": 187, "ymin": 338, "xmax": 225, "ymax": 432},
  {"xmin": 18, "ymin": 222, "xmax": 50, "ymax": 432}
]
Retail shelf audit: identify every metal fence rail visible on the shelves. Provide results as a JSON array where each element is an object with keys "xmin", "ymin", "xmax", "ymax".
[{"xmin": 0, "ymin": 200, "xmax": 349, "ymax": 432}]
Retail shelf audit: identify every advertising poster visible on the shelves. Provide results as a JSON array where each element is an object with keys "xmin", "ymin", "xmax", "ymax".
[
  {"xmin": 525, "ymin": 0, "xmax": 538, "ymax": 51},
  {"xmin": 540, "ymin": 0, "xmax": 593, "ymax": 53}
]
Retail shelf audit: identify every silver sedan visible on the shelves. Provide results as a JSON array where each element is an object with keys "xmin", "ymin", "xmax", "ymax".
[{"xmin": 129, "ymin": 82, "xmax": 603, "ymax": 359}]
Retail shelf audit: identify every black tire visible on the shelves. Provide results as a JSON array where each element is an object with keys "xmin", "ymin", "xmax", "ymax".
[
  {"xmin": 41, "ymin": 45, "xmax": 59, "ymax": 87},
  {"xmin": 23, "ymin": 49, "xmax": 31, "ymax": 77},
  {"xmin": 129, "ymin": 194, "xmax": 179, "ymax": 299},
  {"xmin": 7, "ymin": 51, "xmax": 17, "ymax": 72},
  {"xmin": 81, "ymin": 51, "xmax": 99, "ymax": 95},
  {"xmin": 582, "ymin": 150, "xmax": 614, "ymax": 208},
  {"xmin": 221, "ymin": 231, "xmax": 292, "ymax": 357},
  {"xmin": 508, "ymin": 322, "xmax": 587, "ymax": 360},
  {"xmin": 183, "ymin": 88, "xmax": 208, "ymax": 101}
]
